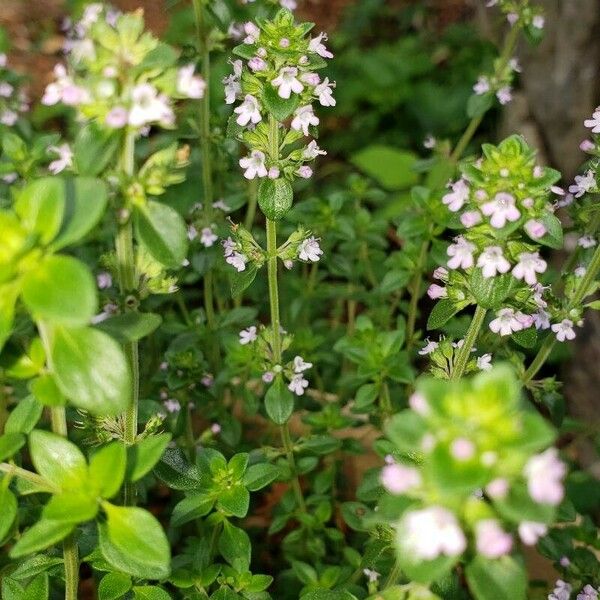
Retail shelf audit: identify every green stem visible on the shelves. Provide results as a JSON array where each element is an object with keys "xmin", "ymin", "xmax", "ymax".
[
  {"xmin": 280, "ymin": 423, "xmax": 307, "ymax": 512},
  {"xmin": 379, "ymin": 381, "xmax": 392, "ymax": 418},
  {"xmin": 406, "ymin": 239, "xmax": 430, "ymax": 349},
  {"xmin": 384, "ymin": 560, "xmax": 403, "ymax": 589},
  {"xmin": 524, "ymin": 242, "xmax": 600, "ymax": 383},
  {"xmin": 451, "ymin": 305, "xmax": 487, "ymax": 380},
  {"xmin": 0, "ymin": 462, "xmax": 58, "ymax": 493},
  {"xmin": 116, "ymin": 130, "xmax": 139, "ymax": 506},
  {"xmin": 244, "ymin": 178, "xmax": 259, "ymax": 231},
  {"xmin": 37, "ymin": 322, "xmax": 80, "ymax": 599}
]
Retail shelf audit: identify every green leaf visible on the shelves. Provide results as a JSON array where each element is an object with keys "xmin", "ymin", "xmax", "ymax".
[
  {"xmin": 0, "ymin": 488, "xmax": 17, "ymax": 541},
  {"xmin": 0, "ymin": 432, "xmax": 25, "ymax": 461},
  {"xmin": 95, "ymin": 312, "xmax": 162, "ymax": 343},
  {"xmin": 350, "ymin": 146, "xmax": 419, "ymax": 190},
  {"xmin": 5, "ymin": 395, "xmax": 43, "ymax": 434},
  {"xmin": 73, "ymin": 124, "xmax": 120, "ymax": 177},
  {"xmin": 154, "ymin": 447, "xmax": 203, "ymax": 490},
  {"xmin": 427, "ymin": 299, "xmax": 462, "ymax": 330},
  {"xmin": 21, "ymin": 256, "xmax": 97, "ymax": 326},
  {"xmin": 1, "ymin": 578, "xmax": 24, "ymax": 600},
  {"xmin": 264, "ymin": 376, "xmax": 294, "ymax": 425},
  {"xmin": 23, "ymin": 573, "xmax": 49, "ymax": 600},
  {"xmin": 51, "ymin": 177, "xmax": 109, "ymax": 250},
  {"xmin": 127, "ymin": 433, "xmax": 171, "ymax": 482},
  {"xmin": 133, "ymin": 586, "xmax": 172, "ymax": 600},
  {"xmin": 10, "ymin": 555, "xmax": 65, "ymax": 580},
  {"xmin": 469, "ymin": 270, "xmax": 514, "ymax": 310},
  {"xmin": 90, "ymin": 442, "xmax": 126, "ymax": 499},
  {"xmin": 511, "ymin": 327, "xmax": 537, "ymax": 349},
  {"xmin": 100, "ymin": 504, "xmax": 171, "ymax": 580},
  {"xmin": 134, "ymin": 201, "xmax": 188, "ymax": 268},
  {"xmin": 218, "ymin": 521, "xmax": 251, "ymax": 572},
  {"xmin": 13, "ymin": 177, "xmax": 65, "ymax": 245},
  {"xmin": 50, "ymin": 326, "xmax": 131, "ymax": 416},
  {"xmin": 43, "ymin": 492, "xmax": 98, "ymax": 524},
  {"xmin": 29, "ymin": 429, "xmax": 87, "ymax": 489},
  {"xmin": 257, "ymin": 178, "xmax": 293, "ymax": 221},
  {"xmin": 243, "ymin": 463, "xmax": 279, "ymax": 491},
  {"xmin": 217, "ymin": 485, "xmax": 250, "ymax": 518},
  {"xmin": 537, "ymin": 212, "xmax": 564, "ymax": 250},
  {"xmin": 0, "ymin": 282, "xmax": 19, "ymax": 352},
  {"xmin": 230, "ymin": 263, "xmax": 259, "ymax": 298},
  {"xmin": 465, "ymin": 556, "xmax": 527, "ymax": 600},
  {"xmin": 98, "ymin": 572, "xmax": 132, "ymax": 600},
  {"xmin": 9, "ymin": 519, "xmax": 74, "ymax": 558},
  {"xmin": 354, "ymin": 383, "xmax": 379, "ymax": 410},
  {"xmin": 467, "ymin": 92, "xmax": 494, "ymax": 119},
  {"xmin": 262, "ymin": 84, "xmax": 299, "ymax": 121},
  {"xmin": 30, "ymin": 374, "xmax": 66, "ymax": 407},
  {"xmin": 171, "ymin": 492, "xmax": 214, "ymax": 527}
]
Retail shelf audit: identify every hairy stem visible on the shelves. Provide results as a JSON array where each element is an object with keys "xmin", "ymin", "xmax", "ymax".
[
  {"xmin": 0, "ymin": 462, "xmax": 58, "ymax": 493},
  {"xmin": 116, "ymin": 129, "xmax": 139, "ymax": 506},
  {"xmin": 524, "ymin": 242, "xmax": 600, "ymax": 383},
  {"xmin": 451, "ymin": 305, "xmax": 487, "ymax": 380},
  {"xmin": 406, "ymin": 238, "xmax": 430, "ymax": 349}
]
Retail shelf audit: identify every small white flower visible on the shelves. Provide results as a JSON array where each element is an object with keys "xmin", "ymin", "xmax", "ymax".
[
  {"xmin": 481, "ymin": 192, "xmax": 520, "ymax": 228},
  {"xmin": 288, "ymin": 374, "xmax": 309, "ymax": 395},
  {"xmin": 496, "ymin": 86, "xmax": 513, "ymax": 105},
  {"xmin": 262, "ymin": 371, "xmax": 274, "ymax": 383},
  {"xmin": 280, "ymin": 0, "xmax": 297, "ymax": 9},
  {"xmin": 568, "ymin": 170, "xmax": 596, "ymax": 198},
  {"xmin": 239, "ymin": 326, "xmax": 258, "ymax": 345},
  {"xmin": 271, "ymin": 67, "xmax": 304, "ymax": 99},
  {"xmin": 447, "ymin": 236, "xmax": 476, "ymax": 270},
  {"xmin": 48, "ymin": 143, "xmax": 74, "ymax": 174},
  {"xmin": 427, "ymin": 284, "xmax": 447, "ymax": 299},
  {"xmin": 223, "ymin": 60, "xmax": 243, "ymax": 104},
  {"xmin": 239, "ymin": 150, "xmax": 268, "ymax": 179},
  {"xmin": 524, "ymin": 219, "xmax": 547, "ymax": 239},
  {"xmin": 401, "ymin": 506, "xmax": 466, "ymax": 560},
  {"xmin": 442, "ymin": 179, "xmax": 470, "ymax": 212},
  {"xmin": 518, "ymin": 521, "xmax": 547, "ymax": 545},
  {"xmin": 226, "ymin": 252, "xmax": 248, "ymax": 272},
  {"xmin": 512, "ymin": 252, "xmax": 547, "ymax": 285},
  {"xmin": 309, "ymin": 32, "xmax": 333, "ymax": 59},
  {"xmin": 96, "ymin": 272, "xmax": 112, "ymax": 290},
  {"xmin": 509, "ymin": 57, "xmax": 522, "ymax": 73},
  {"xmin": 551, "ymin": 319, "xmax": 576, "ymax": 342},
  {"xmin": 477, "ymin": 353, "xmax": 492, "ymax": 371},
  {"xmin": 475, "ymin": 519, "xmax": 513, "ymax": 558},
  {"xmin": 296, "ymin": 165, "xmax": 313, "ymax": 179},
  {"xmin": 105, "ymin": 106, "xmax": 128, "ymax": 128},
  {"xmin": 473, "ymin": 76, "xmax": 490, "ymax": 95},
  {"xmin": 578, "ymin": 235, "xmax": 597, "ymax": 248},
  {"xmin": 533, "ymin": 309, "xmax": 551, "ymax": 330},
  {"xmin": 222, "ymin": 237, "xmax": 236, "ymax": 257},
  {"xmin": 574, "ymin": 266, "xmax": 586, "ymax": 277},
  {"xmin": 380, "ymin": 462, "xmax": 421, "ymax": 495},
  {"xmin": 477, "ymin": 246, "xmax": 511, "ymax": 278},
  {"xmin": 423, "ymin": 135, "xmax": 436, "ymax": 149},
  {"xmin": 314, "ymin": 77, "xmax": 336, "ymax": 106},
  {"xmin": 234, "ymin": 94, "xmax": 262, "ymax": 126},
  {"xmin": 461, "ymin": 210, "xmax": 482, "ymax": 228},
  {"xmin": 549, "ymin": 580, "xmax": 572, "ymax": 600},
  {"xmin": 293, "ymin": 356, "xmax": 312, "ymax": 373},
  {"xmin": 177, "ymin": 64, "xmax": 205, "ymax": 99},
  {"xmin": 164, "ymin": 398, "xmax": 181, "ymax": 413},
  {"xmin": 128, "ymin": 83, "xmax": 174, "ymax": 127},
  {"xmin": 489, "ymin": 307, "xmax": 524, "ymax": 336},
  {"xmin": 303, "ymin": 140, "xmax": 326, "ymax": 160},
  {"xmin": 524, "ymin": 448, "xmax": 566, "ymax": 506},
  {"xmin": 532, "ymin": 15, "xmax": 545, "ymax": 29},
  {"xmin": 298, "ymin": 236, "xmax": 323, "ymax": 262},
  {"xmin": 188, "ymin": 225, "xmax": 198, "ymax": 241},
  {"xmin": 362, "ymin": 569, "xmax": 380, "ymax": 583},
  {"xmin": 0, "ymin": 82, "xmax": 13, "ymax": 97},
  {"xmin": 291, "ymin": 105, "xmax": 319, "ymax": 136},
  {"xmin": 0, "ymin": 110, "xmax": 18, "ymax": 126},
  {"xmin": 577, "ymin": 585, "xmax": 599, "ymax": 600},
  {"xmin": 200, "ymin": 226, "xmax": 218, "ymax": 248},
  {"xmin": 418, "ymin": 339, "xmax": 438, "ymax": 356},
  {"xmin": 584, "ymin": 108, "xmax": 600, "ymax": 133},
  {"xmin": 243, "ymin": 22, "xmax": 260, "ymax": 44}
]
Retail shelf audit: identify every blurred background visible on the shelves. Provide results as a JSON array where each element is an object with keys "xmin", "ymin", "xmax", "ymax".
[{"xmin": 1, "ymin": 0, "xmax": 600, "ymax": 475}]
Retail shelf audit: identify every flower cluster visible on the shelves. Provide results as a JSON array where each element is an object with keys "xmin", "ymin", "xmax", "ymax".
[
  {"xmin": 434, "ymin": 135, "xmax": 570, "ymax": 338},
  {"xmin": 472, "ymin": 57, "xmax": 520, "ymax": 107},
  {"xmin": 380, "ymin": 366, "xmax": 565, "ymax": 584},
  {"xmin": 238, "ymin": 324, "xmax": 313, "ymax": 395},
  {"xmin": 419, "ymin": 335, "xmax": 492, "ymax": 379},
  {"xmin": 225, "ymin": 8, "xmax": 334, "ymax": 184},
  {"xmin": 0, "ymin": 54, "xmax": 29, "ymax": 129},
  {"xmin": 486, "ymin": 0, "xmax": 545, "ymax": 32},
  {"xmin": 43, "ymin": 4, "xmax": 204, "ymax": 131}
]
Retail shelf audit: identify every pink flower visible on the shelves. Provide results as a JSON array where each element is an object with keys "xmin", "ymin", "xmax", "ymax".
[
  {"xmin": 271, "ymin": 67, "xmax": 304, "ymax": 99},
  {"xmin": 408, "ymin": 392, "xmax": 430, "ymax": 415},
  {"xmin": 475, "ymin": 520, "xmax": 513, "ymax": 558},
  {"xmin": 486, "ymin": 478, "xmax": 509, "ymax": 499},
  {"xmin": 551, "ymin": 319, "xmax": 576, "ymax": 342},
  {"xmin": 447, "ymin": 236, "xmax": 476, "ymax": 270},
  {"xmin": 105, "ymin": 106, "xmax": 128, "ymax": 128},
  {"xmin": 584, "ymin": 108, "xmax": 600, "ymax": 133},
  {"xmin": 401, "ymin": 507, "xmax": 466, "ymax": 560},
  {"xmin": 418, "ymin": 339, "xmax": 438, "ymax": 357},
  {"xmin": 524, "ymin": 219, "xmax": 547, "ymax": 239},
  {"xmin": 442, "ymin": 179, "xmax": 470, "ymax": 212},
  {"xmin": 569, "ymin": 170, "xmax": 596, "ymax": 198},
  {"xmin": 239, "ymin": 326, "xmax": 258, "ymax": 345},
  {"xmin": 496, "ymin": 86, "xmax": 513, "ymax": 105},
  {"xmin": 477, "ymin": 246, "xmax": 511, "ymax": 278},
  {"xmin": 518, "ymin": 521, "xmax": 547, "ymax": 545},
  {"xmin": 309, "ymin": 32, "xmax": 333, "ymax": 59},
  {"xmin": 512, "ymin": 252, "xmax": 547, "ymax": 285},
  {"xmin": 450, "ymin": 438, "xmax": 475, "ymax": 461},
  {"xmin": 381, "ymin": 462, "xmax": 421, "ymax": 495},
  {"xmin": 481, "ymin": 192, "xmax": 521, "ymax": 228},
  {"xmin": 524, "ymin": 448, "xmax": 566, "ymax": 506},
  {"xmin": 461, "ymin": 210, "xmax": 482, "ymax": 228},
  {"xmin": 489, "ymin": 308, "xmax": 523, "ymax": 336},
  {"xmin": 473, "ymin": 76, "xmax": 490, "ymax": 95},
  {"xmin": 580, "ymin": 139, "xmax": 595, "ymax": 152},
  {"xmin": 427, "ymin": 284, "xmax": 447, "ymax": 299}
]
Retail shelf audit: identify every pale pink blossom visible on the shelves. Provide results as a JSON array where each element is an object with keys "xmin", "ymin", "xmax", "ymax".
[
  {"xmin": 461, "ymin": 210, "xmax": 482, "ymax": 228},
  {"xmin": 450, "ymin": 438, "xmax": 475, "ymax": 461},
  {"xmin": 496, "ymin": 86, "xmax": 513, "ymax": 105},
  {"xmin": 481, "ymin": 192, "xmax": 520, "ymax": 228},
  {"xmin": 418, "ymin": 339, "xmax": 438, "ymax": 356},
  {"xmin": 584, "ymin": 108, "xmax": 600, "ymax": 133},
  {"xmin": 476, "ymin": 520, "xmax": 513, "ymax": 558},
  {"xmin": 309, "ymin": 32, "xmax": 333, "ymax": 59},
  {"xmin": 486, "ymin": 478, "xmax": 509, "ymax": 499},
  {"xmin": 239, "ymin": 326, "xmax": 258, "ymax": 345},
  {"xmin": 525, "ymin": 219, "xmax": 547, "ymax": 239},
  {"xmin": 569, "ymin": 171, "xmax": 596, "ymax": 198},
  {"xmin": 549, "ymin": 580, "xmax": 572, "ymax": 600},
  {"xmin": 239, "ymin": 150, "xmax": 268, "ymax": 179},
  {"xmin": 291, "ymin": 105, "xmax": 319, "ymax": 136},
  {"xmin": 298, "ymin": 236, "xmax": 323, "ymax": 262},
  {"xmin": 442, "ymin": 179, "xmax": 470, "ymax": 212},
  {"xmin": 200, "ymin": 227, "xmax": 218, "ymax": 248},
  {"xmin": 477, "ymin": 246, "xmax": 511, "ymax": 278},
  {"xmin": 524, "ymin": 448, "xmax": 566, "ymax": 505},
  {"xmin": 293, "ymin": 356, "xmax": 312, "ymax": 373},
  {"xmin": 408, "ymin": 392, "xmax": 430, "ymax": 415},
  {"xmin": 314, "ymin": 78, "xmax": 336, "ymax": 106},
  {"xmin": 447, "ymin": 236, "xmax": 476, "ymax": 270},
  {"xmin": 176, "ymin": 65, "xmax": 206, "ymax": 99},
  {"xmin": 477, "ymin": 353, "xmax": 492, "ymax": 371},
  {"xmin": 489, "ymin": 308, "xmax": 524, "ymax": 336},
  {"xmin": 518, "ymin": 521, "xmax": 547, "ymax": 545},
  {"xmin": 381, "ymin": 462, "xmax": 421, "ymax": 495},
  {"xmin": 551, "ymin": 319, "xmax": 576, "ymax": 342},
  {"xmin": 234, "ymin": 94, "xmax": 262, "ymax": 126},
  {"xmin": 473, "ymin": 76, "xmax": 490, "ymax": 95},
  {"xmin": 288, "ymin": 374, "xmax": 309, "ymax": 395},
  {"xmin": 427, "ymin": 284, "xmax": 447, "ymax": 299},
  {"xmin": 226, "ymin": 252, "xmax": 248, "ymax": 272},
  {"xmin": 512, "ymin": 252, "xmax": 547, "ymax": 285},
  {"xmin": 271, "ymin": 67, "xmax": 304, "ymax": 99}
]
